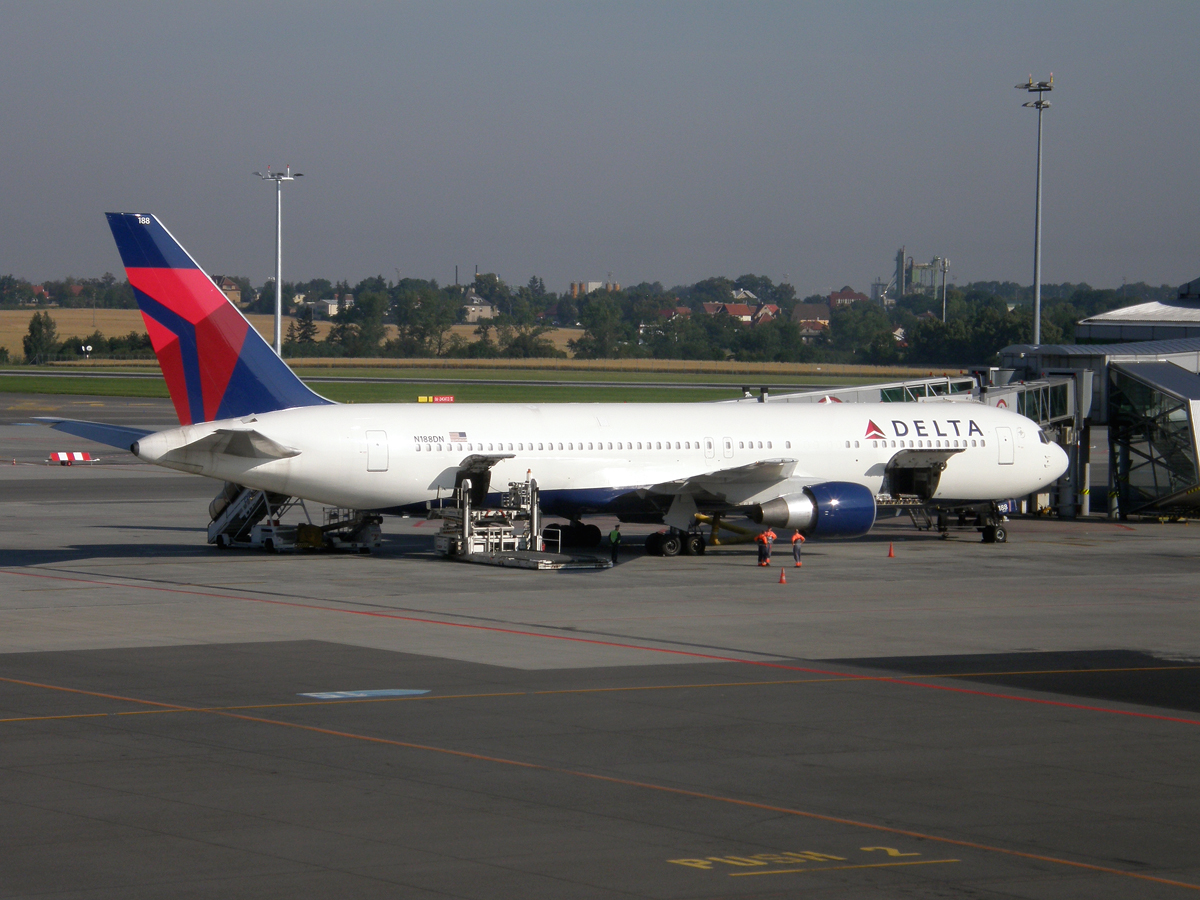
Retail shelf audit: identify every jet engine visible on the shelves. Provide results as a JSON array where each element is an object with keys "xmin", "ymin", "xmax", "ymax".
[{"xmin": 750, "ymin": 481, "xmax": 876, "ymax": 537}]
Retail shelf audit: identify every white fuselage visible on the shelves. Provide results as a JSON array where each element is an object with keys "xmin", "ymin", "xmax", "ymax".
[{"xmin": 132, "ymin": 399, "xmax": 1069, "ymax": 515}]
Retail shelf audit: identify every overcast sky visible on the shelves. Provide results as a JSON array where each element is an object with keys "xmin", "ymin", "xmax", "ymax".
[{"xmin": 2, "ymin": 2, "xmax": 1198, "ymax": 296}]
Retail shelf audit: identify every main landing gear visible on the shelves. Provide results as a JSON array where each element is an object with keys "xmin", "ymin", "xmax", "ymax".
[
  {"xmin": 542, "ymin": 520, "xmax": 602, "ymax": 549},
  {"xmin": 645, "ymin": 528, "xmax": 706, "ymax": 557}
]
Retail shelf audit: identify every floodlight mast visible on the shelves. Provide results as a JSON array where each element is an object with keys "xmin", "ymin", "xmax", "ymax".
[
  {"xmin": 1016, "ymin": 75, "xmax": 1052, "ymax": 345},
  {"xmin": 253, "ymin": 165, "xmax": 303, "ymax": 355},
  {"xmin": 939, "ymin": 257, "xmax": 950, "ymax": 322}
]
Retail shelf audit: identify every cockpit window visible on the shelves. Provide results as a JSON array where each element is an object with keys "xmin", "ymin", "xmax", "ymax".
[{"xmin": 1038, "ymin": 429, "xmax": 1050, "ymax": 444}]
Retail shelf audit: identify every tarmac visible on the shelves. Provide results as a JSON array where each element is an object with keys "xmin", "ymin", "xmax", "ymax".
[{"xmin": 2, "ymin": 393, "xmax": 1199, "ymax": 898}]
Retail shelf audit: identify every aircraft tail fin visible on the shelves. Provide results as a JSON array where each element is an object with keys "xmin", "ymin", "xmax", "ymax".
[{"xmin": 105, "ymin": 212, "xmax": 333, "ymax": 425}]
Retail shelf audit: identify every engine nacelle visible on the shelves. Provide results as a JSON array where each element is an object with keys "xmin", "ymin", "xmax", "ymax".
[{"xmin": 750, "ymin": 482, "xmax": 876, "ymax": 538}]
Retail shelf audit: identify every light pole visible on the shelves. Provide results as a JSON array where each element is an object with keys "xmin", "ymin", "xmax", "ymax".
[
  {"xmin": 253, "ymin": 165, "xmax": 303, "ymax": 355},
  {"xmin": 939, "ymin": 257, "xmax": 950, "ymax": 322},
  {"xmin": 1016, "ymin": 75, "xmax": 1052, "ymax": 345}
]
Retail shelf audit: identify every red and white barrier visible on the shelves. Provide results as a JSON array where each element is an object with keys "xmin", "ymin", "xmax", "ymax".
[{"xmin": 49, "ymin": 452, "xmax": 94, "ymax": 466}]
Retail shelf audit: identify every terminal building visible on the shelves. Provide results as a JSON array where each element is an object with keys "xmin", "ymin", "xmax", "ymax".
[{"xmin": 1075, "ymin": 277, "xmax": 1200, "ymax": 342}]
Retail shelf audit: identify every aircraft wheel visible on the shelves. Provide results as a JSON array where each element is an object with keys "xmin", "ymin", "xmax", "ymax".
[
  {"xmin": 214, "ymin": 534, "xmax": 229, "ymax": 550},
  {"xmin": 584, "ymin": 524, "xmax": 602, "ymax": 547},
  {"xmin": 660, "ymin": 533, "xmax": 683, "ymax": 557},
  {"xmin": 993, "ymin": 525, "xmax": 1007, "ymax": 544},
  {"xmin": 981, "ymin": 526, "xmax": 996, "ymax": 544},
  {"xmin": 263, "ymin": 538, "xmax": 276, "ymax": 553},
  {"xmin": 645, "ymin": 532, "xmax": 663, "ymax": 556},
  {"xmin": 683, "ymin": 534, "xmax": 705, "ymax": 556}
]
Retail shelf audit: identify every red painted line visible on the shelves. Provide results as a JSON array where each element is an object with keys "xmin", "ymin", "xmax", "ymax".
[{"xmin": 4, "ymin": 567, "xmax": 1200, "ymax": 728}]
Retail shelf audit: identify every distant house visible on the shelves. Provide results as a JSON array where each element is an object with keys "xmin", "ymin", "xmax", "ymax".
[
  {"xmin": 753, "ymin": 304, "xmax": 779, "ymax": 325},
  {"xmin": 722, "ymin": 303, "xmax": 755, "ymax": 322},
  {"xmin": 658, "ymin": 306, "xmax": 691, "ymax": 321},
  {"xmin": 213, "ymin": 276, "xmax": 242, "ymax": 305},
  {"xmin": 731, "ymin": 288, "xmax": 758, "ymax": 302},
  {"xmin": 829, "ymin": 286, "xmax": 869, "ymax": 308},
  {"xmin": 794, "ymin": 321, "xmax": 827, "ymax": 343},
  {"xmin": 789, "ymin": 303, "xmax": 831, "ymax": 326},
  {"xmin": 309, "ymin": 299, "xmax": 340, "ymax": 318},
  {"xmin": 700, "ymin": 302, "xmax": 725, "ymax": 317},
  {"xmin": 462, "ymin": 290, "xmax": 496, "ymax": 323}
]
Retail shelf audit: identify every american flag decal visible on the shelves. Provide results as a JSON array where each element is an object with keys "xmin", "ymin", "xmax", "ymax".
[{"xmin": 449, "ymin": 431, "xmax": 468, "ymax": 441}]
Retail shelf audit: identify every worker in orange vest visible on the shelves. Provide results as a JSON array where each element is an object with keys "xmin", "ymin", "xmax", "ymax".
[
  {"xmin": 791, "ymin": 529, "xmax": 805, "ymax": 566},
  {"xmin": 764, "ymin": 527, "xmax": 777, "ymax": 565},
  {"xmin": 755, "ymin": 530, "xmax": 769, "ymax": 566}
]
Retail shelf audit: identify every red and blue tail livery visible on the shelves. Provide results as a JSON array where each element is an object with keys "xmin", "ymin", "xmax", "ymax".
[{"xmin": 106, "ymin": 213, "xmax": 331, "ymax": 425}]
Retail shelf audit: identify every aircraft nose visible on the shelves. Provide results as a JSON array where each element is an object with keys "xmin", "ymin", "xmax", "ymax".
[{"xmin": 1048, "ymin": 441, "xmax": 1069, "ymax": 479}]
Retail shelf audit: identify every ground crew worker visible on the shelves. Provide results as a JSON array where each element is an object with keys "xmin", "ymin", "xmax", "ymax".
[
  {"xmin": 755, "ymin": 530, "xmax": 769, "ymax": 566},
  {"xmin": 609, "ymin": 524, "xmax": 621, "ymax": 565},
  {"xmin": 791, "ymin": 529, "xmax": 805, "ymax": 566},
  {"xmin": 764, "ymin": 527, "xmax": 777, "ymax": 565}
]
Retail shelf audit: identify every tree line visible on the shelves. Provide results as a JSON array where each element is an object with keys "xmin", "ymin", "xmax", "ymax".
[{"xmin": 2, "ymin": 268, "xmax": 1181, "ymax": 366}]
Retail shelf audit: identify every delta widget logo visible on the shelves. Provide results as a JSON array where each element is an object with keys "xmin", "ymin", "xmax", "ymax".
[{"xmin": 865, "ymin": 420, "xmax": 886, "ymax": 439}]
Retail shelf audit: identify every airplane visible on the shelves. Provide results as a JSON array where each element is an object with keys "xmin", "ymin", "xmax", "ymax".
[{"xmin": 42, "ymin": 213, "xmax": 1069, "ymax": 553}]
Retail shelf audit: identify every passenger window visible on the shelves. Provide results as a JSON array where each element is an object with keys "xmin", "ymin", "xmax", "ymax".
[
  {"xmin": 981, "ymin": 440, "xmax": 986, "ymax": 447},
  {"xmin": 739, "ymin": 442, "xmax": 745, "ymax": 449},
  {"xmin": 766, "ymin": 441, "xmax": 772, "ymax": 449},
  {"xmin": 637, "ymin": 442, "xmax": 642, "ymax": 450},
  {"xmin": 786, "ymin": 441, "xmax": 791, "ymax": 449},
  {"xmin": 607, "ymin": 442, "xmax": 612, "ymax": 450},
  {"xmin": 537, "ymin": 443, "xmax": 543, "ymax": 450},
  {"xmin": 845, "ymin": 441, "xmax": 850, "ymax": 448},
  {"xmin": 655, "ymin": 442, "xmax": 661, "ymax": 450},
  {"xmin": 854, "ymin": 441, "xmax": 859, "ymax": 448}
]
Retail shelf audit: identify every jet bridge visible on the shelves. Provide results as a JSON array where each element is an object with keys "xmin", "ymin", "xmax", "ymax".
[{"xmin": 1107, "ymin": 362, "xmax": 1200, "ymax": 517}]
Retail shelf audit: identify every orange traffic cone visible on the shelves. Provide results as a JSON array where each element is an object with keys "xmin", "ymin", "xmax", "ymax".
[
  {"xmin": 887, "ymin": 542, "xmax": 895, "ymax": 558},
  {"xmin": 779, "ymin": 568, "xmax": 787, "ymax": 584}
]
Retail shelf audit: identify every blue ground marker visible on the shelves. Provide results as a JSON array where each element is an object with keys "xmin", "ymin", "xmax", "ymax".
[{"xmin": 299, "ymin": 689, "xmax": 431, "ymax": 700}]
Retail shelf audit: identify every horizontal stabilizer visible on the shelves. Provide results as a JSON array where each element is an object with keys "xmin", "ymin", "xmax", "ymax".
[
  {"xmin": 163, "ymin": 429, "xmax": 300, "ymax": 462},
  {"xmin": 34, "ymin": 417, "xmax": 152, "ymax": 451}
]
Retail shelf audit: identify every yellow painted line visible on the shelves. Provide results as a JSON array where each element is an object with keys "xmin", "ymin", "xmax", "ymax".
[{"xmin": 730, "ymin": 858, "xmax": 960, "ymax": 876}]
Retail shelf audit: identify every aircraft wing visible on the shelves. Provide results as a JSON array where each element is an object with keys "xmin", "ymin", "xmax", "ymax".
[
  {"xmin": 645, "ymin": 459, "xmax": 801, "ymax": 529},
  {"xmin": 34, "ymin": 417, "xmax": 152, "ymax": 451},
  {"xmin": 651, "ymin": 458, "xmax": 800, "ymax": 494}
]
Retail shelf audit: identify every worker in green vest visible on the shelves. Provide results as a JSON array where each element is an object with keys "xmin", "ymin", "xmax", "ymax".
[{"xmin": 609, "ymin": 524, "xmax": 621, "ymax": 565}]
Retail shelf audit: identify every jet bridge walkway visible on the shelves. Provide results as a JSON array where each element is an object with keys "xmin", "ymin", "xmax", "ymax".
[{"xmin": 1107, "ymin": 361, "xmax": 1200, "ymax": 518}]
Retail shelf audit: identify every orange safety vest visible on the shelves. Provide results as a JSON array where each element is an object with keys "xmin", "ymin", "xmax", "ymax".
[{"xmin": 791, "ymin": 532, "xmax": 805, "ymax": 543}]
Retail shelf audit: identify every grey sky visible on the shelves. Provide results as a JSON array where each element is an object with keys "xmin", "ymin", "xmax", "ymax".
[{"xmin": 2, "ymin": 2, "xmax": 1198, "ymax": 296}]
